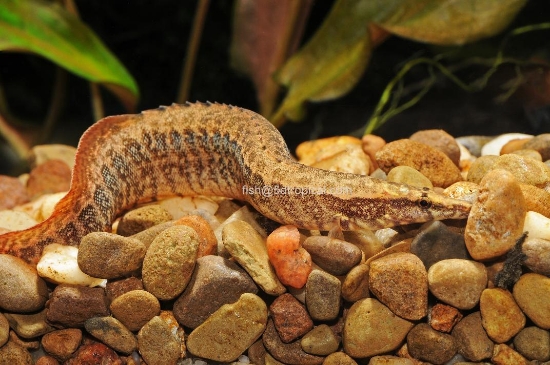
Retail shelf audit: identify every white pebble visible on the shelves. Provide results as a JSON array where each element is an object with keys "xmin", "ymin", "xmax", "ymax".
[
  {"xmin": 481, "ymin": 133, "xmax": 533, "ymax": 156},
  {"xmin": 159, "ymin": 196, "xmax": 218, "ymax": 219},
  {"xmin": 0, "ymin": 210, "xmax": 37, "ymax": 231},
  {"xmin": 523, "ymin": 211, "xmax": 550, "ymax": 241},
  {"xmin": 36, "ymin": 244, "xmax": 106, "ymax": 287}
]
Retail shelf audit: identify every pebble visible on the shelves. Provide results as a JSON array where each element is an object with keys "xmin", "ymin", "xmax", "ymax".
[
  {"xmin": 522, "ymin": 237, "xmax": 550, "ymax": 275},
  {"xmin": 464, "ymin": 169, "xmax": 526, "ymax": 261},
  {"xmin": 159, "ymin": 195, "xmax": 219, "ymax": 220},
  {"xmin": 513, "ymin": 273, "xmax": 550, "ymax": 329},
  {"xmin": 0, "ymin": 175, "xmax": 29, "ymax": 210},
  {"xmin": 512, "ymin": 148, "xmax": 543, "ymax": 161},
  {"xmin": 523, "ymin": 211, "xmax": 550, "ymax": 241},
  {"xmin": 137, "ymin": 311, "xmax": 185, "ymax": 365},
  {"xmin": 324, "ymin": 351, "xmax": 358, "ymax": 365},
  {"xmin": 375, "ymin": 139, "xmax": 463, "ymax": 187},
  {"xmin": 451, "ymin": 312, "xmax": 494, "ymax": 362},
  {"xmin": 407, "ymin": 323, "xmax": 457, "ymax": 364},
  {"xmin": 173, "ymin": 255, "xmax": 258, "ymax": 329},
  {"xmin": 4, "ymin": 310, "xmax": 54, "ymax": 339},
  {"xmin": 222, "ymin": 219, "xmax": 286, "ymax": 295},
  {"xmin": 429, "ymin": 303, "xmax": 463, "ymax": 333},
  {"xmin": 466, "ymin": 155, "xmax": 498, "ymax": 184},
  {"xmin": 187, "ymin": 293, "xmax": 267, "ymax": 363},
  {"xmin": 64, "ymin": 341, "xmax": 121, "ymax": 364},
  {"xmin": 46, "ymin": 285, "xmax": 109, "ymax": 328},
  {"xmin": 0, "ymin": 313, "xmax": 8, "ymax": 347},
  {"xmin": 480, "ymin": 133, "xmax": 533, "ymax": 156},
  {"xmin": 410, "ymin": 221, "xmax": 470, "ymax": 269},
  {"xmin": 78, "ymin": 232, "xmax": 147, "ymax": 279},
  {"xmin": 443, "ymin": 181, "xmax": 480, "ymax": 203},
  {"xmin": 142, "ymin": 225, "xmax": 199, "ymax": 300},
  {"xmin": 41, "ymin": 328, "xmax": 82, "ymax": 362},
  {"xmin": 0, "ymin": 210, "xmax": 37, "ymax": 231},
  {"xmin": 519, "ymin": 183, "xmax": 550, "ymax": 218},
  {"xmin": 361, "ymin": 134, "xmax": 385, "ymax": 172},
  {"xmin": 262, "ymin": 319, "xmax": 325, "ymax": 365},
  {"xmin": 116, "ymin": 204, "xmax": 173, "ymax": 236},
  {"xmin": 35, "ymin": 355, "xmax": 60, "ymax": 365},
  {"xmin": 480, "ymin": 288, "xmax": 526, "ymax": 343},
  {"xmin": 105, "ymin": 277, "xmax": 144, "ymax": 302},
  {"xmin": 341, "ymin": 262, "xmax": 370, "ymax": 302},
  {"xmin": 428, "ymin": 259, "xmax": 487, "ymax": 310},
  {"xmin": 500, "ymin": 137, "xmax": 531, "ymax": 155},
  {"xmin": 523, "ymin": 133, "xmax": 550, "ymax": 160},
  {"xmin": 513, "ymin": 326, "xmax": 550, "ymax": 361},
  {"xmin": 305, "ymin": 269, "xmax": 341, "ymax": 321},
  {"xmin": 386, "ymin": 165, "xmax": 433, "ymax": 189},
  {"xmin": 343, "ymin": 298, "xmax": 413, "ymax": 358},
  {"xmin": 266, "ymin": 225, "xmax": 312, "ymax": 289},
  {"xmin": 456, "ymin": 135, "xmax": 494, "ymax": 157},
  {"xmin": 0, "ymin": 341, "xmax": 33, "ymax": 365},
  {"xmin": 369, "ymin": 252, "xmax": 428, "ymax": 320},
  {"xmin": 174, "ymin": 215, "xmax": 218, "ymax": 256},
  {"xmin": 109, "ymin": 289, "xmax": 160, "ymax": 332},
  {"xmin": 368, "ymin": 356, "xmax": 414, "ymax": 364},
  {"xmin": 309, "ymin": 143, "xmax": 371, "ymax": 175},
  {"xmin": 269, "ymin": 293, "xmax": 313, "ymax": 343},
  {"xmin": 409, "ymin": 129, "xmax": 461, "ymax": 166},
  {"xmin": 84, "ymin": 316, "xmax": 137, "ymax": 354},
  {"xmin": 0, "ymin": 254, "xmax": 49, "ymax": 312},
  {"xmin": 29, "ymin": 144, "xmax": 77, "ymax": 170},
  {"xmin": 300, "ymin": 324, "xmax": 339, "ymax": 356},
  {"xmin": 302, "ymin": 236, "xmax": 362, "ymax": 276},
  {"xmin": 26, "ymin": 159, "xmax": 71, "ymax": 199},
  {"xmin": 491, "ymin": 343, "xmax": 529, "ymax": 365}
]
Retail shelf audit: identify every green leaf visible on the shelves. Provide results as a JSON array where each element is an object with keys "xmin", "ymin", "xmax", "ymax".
[
  {"xmin": 0, "ymin": 0, "xmax": 139, "ymax": 110},
  {"xmin": 272, "ymin": 0, "xmax": 373, "ymax": 126},
  {"xmin": 375, "ymin": 0, "xmax": 529, "ymax": 45}
]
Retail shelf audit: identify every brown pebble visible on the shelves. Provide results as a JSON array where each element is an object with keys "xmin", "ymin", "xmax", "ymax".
[
  {"xmin": 116, "ymin": 205, "xmax": 173, "ymax": 236},
  {"xmin": 302, "ymin": 236, "xmax": 362, "ymax": 276},
  {"xmin": 369, "ymin": 252, "xmax": 428, "ymax": 320},
  {"xmin": 513, "ymin": 273, "xmax": 550, "ymax": 329},
  {"xmin": 109, "ymin": 290, "xmax": 160, "ymax": 332},
  {"xmin": 451, "ymin": 312, "xmax": 494, "ymax": 362},
  {"xmin": 523, "ymin": 133, "xmax": 550, "ymax": 160},
  {"xmin": 409, "ymin": 129, "xmax": 461, "ymax": 166},
  {"xmin": 341, "ymin": 263, "xmax": 370, "ymax": 302},
  {"xmin": 26, "ymin": 159, "xmax": 71, "ymax": 199},
  {"xmin": 362, "ymin": 134, "xmax": 385, "ymax": 173},
  {"xmin": 0, "ymin": 340, "xmax": 33, "ymax": 365},
  {"xmin": 300, "ymin": 324, "xmax": 339, "ymax": 356},
  {"xmin": 306, "ymin": 269, "xmax": 342, "ymax": 321},
  {"xmin": 407, "ymin": 323, "xmax": 457, "ymax": 364},
  {"xmin": 46, "ymin": 285, "xmax": 109, "ymax": 328},
  {"xmin": 491, "ymin": 343, "xmax": 529, "ymax": 365},
  {"xmin": 105, "ymin": 277, "xmax": 144, "ymax": 303},
  {"xmin": 480, "ymin": 288, "xmax": 526, "ymax": 343},
  {"xmin": 137, "ymin": 312, "xmax": 185, "ymax": 365},
  {"xmin": 41, "ymin": 329, "xmax": 82, "ymax": 362},
  {"xmin": 0, "ymin": 313, "xmax": 8, "ymax": 347},
  {"xmin": 519, "ymin": 183, "xmax": 550, "ymax": 219},
  {"xmin": 64, "ymin": 341, "xmax": 122, "ymax": 365},
  {"xmin": 323, "ymin": 351, "xmax": 358, "ymax": 365},
  {"xmin": 35, "ymin": 356, "xmax": 60, "ymax": 365},
  {"xmin": 513, "ymin": 326, "xmax": 550, "ymax": 362},
  {"xmin": 429, "ymin": 303, "xmax": 463, "ymax": 333},
  {"xmin": 84, "ymin": 316, "xmax": 137, "ymax": 355},
  {"xmin": 499, "ymin": 138, "xmax": 530, "ymax": 154},
  {"xmin": 270, "ymin": 293, "xmax": 313, "ymax": 343},
  {"xmin": 0, "ymin": 175, "xmax": 29, "ymax": 210}
]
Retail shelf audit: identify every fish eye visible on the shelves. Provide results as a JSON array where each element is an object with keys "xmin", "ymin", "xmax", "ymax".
[{"xmin": 418, "ymin": 198, "xmax": 432, "ymax": 209}]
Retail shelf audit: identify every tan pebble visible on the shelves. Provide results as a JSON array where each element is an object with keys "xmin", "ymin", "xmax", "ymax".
[
  {"xmin": 481, "ymin": 133, "xmax": 533, "ymax": 156},
  {"xmin": 296, "ymin": 136, "xmax": 362, "ymax": 164},
  {"xmin": 306, "ymin": 270, "xmax": 342, "ymax": 321},
  {"xmin": 343, "ymin": 298, "xmax": 413, "ymax": 358},
  {"xmin": 410, "ymin": 129, "xmax": 461, "ymax": 166},
  {"xmin": 451, "ymin": 312, "xmax": 494, "ymax": 362},
  {"xmin": 0, "ymin": 254, "xmax": 48, "ymax": 312},
  {"xmin": 492, "ymin": 343, "xmax": 529, "ymax": 365},
  {"xmin": 369, "ymin": 252, "xmax": 428, "ymax": 320},
  {"xmin": 137, "ymin": 312, "xmax": 185, "ymax": 365},
  {"xmin": 142, "ymin": 225, "xmax": 199, "ymax": 300},
  {"xmin": 522, "ymin": 237, "xmax": 550, "ymax": 276},
  {"xmin": 270, "ymin": 293, "xmax": 313, "ymax": 343},
  {"xmin": 499, "ymin": 138, "xmax": 531, "ymax": 154},
  {"xmin": 26, "ymin": 159, "xmax": 71, "ymax": 199},
  {"xmin": 519, "ymin": 183, "xmax": 550, "ymax": 218},
  {"xmin": 84, "ymin": 316, "xmax": 136, "ymax": 354},
  {"xmin": 362, "ymin": 134, "xmax": 385, "ymax": 172},
  {"xmin": 187, "ymin": 293, "xmax": 267, "ymax": 363},
  {"xmin": 4, "ymin": 309, "xmax": 54, "ymax": 339},
  {"xmin": 523, "ymin": 133, "xmax": 550, "ymax": 160},
  {"xmin": 464, "ymin": 169, "xmax": 526, "ymax": 260},
  {"xmin": 511, "ymin": 148, "xmax": 543, "ymax": 161},
  {"xmin": 375, "ymin": 139, "xmax": 463, "ymax": 187},
  {"xmin": 41, "ymin": 328, "xmax": 82, "ymax": 362},
  {"xmin": 130, "ymin": 221, "xmax": 174, "ymax": 248},
  {"xmin": 35, "ymin": 356, "xmax": 60, "ymax": 365},
  {"xmin": 523, "ymin": 211, "xmax": 550, "ymax": 240},
  {"xmin": 386, "ymin": 166, "xmax": 433, "ymax": 189},
  {"xmin": 159, "ymin": 196, "xmax": 219, "ymax": 220},
  {"xmin": 309, "ymin": 143, "xmax": 371, "ymax": 175},
  {"xmin": 0, "ymin": 341, "xmax": 33, "ymax": 365},
  {"xmin": 428, "ymin": 259, "xmax": 487, "ymax": 310},
  {"xmin": 341, "ymin": 263, "xmax": 370, "ymax": 302},
  {"xmin": 110, "ymin": 289, "xmax": 160, "ymax": 332},
  {"xmin": 0, "ymin": 210, "xmax": 37, "ymax": 231},
  {"xmin": 116, "ymin": 205, "xmax": 173, "ymax": 236},
  {"xmin": 262, "ymin": 319, "xmax": 324, "ymax": 365},
  {"xmin": 222, "ymin": 219, "xmax": 285, "ymax": 295},
  {"xmin": 513, "ymin": 273, "xmax": 550, "ymax": 329},
  {"xmin": 323, "ymin": 351, "xmax": 358, "ymax": 365},
  {"xmin": 0, "ymin": 313, "xmax": 9, "ymax": 347},
  {"xmin": 302, "ymin": 236, "xmax": 362, "ymax": 276},
  {"xmin": 429, "ymin": 303, "xmax": 463, "ymax": 333},
  {"xmin": 466, "ymin": 155, "xmax": 498, "ymax": 184},
  {"xmin": 480, "ymin": 288, "xmax": 525, "ymax": 343},
  {"xmin": 78, "ymin": 232, "xmax": 146, "ymax": 279},
  {"xmin": 29, "ymin": 144, "xmax": 77, "ymax": 170},
  {"xmin": 0, "ymin": 175, "xmax": 29, "ymax": 210},
  {"xmin": 175, "ymin": 215, "xmax": 218, "ymax": 256},
  {"xmin": 513, "ymin": 326, "xmax": 550, "ymax": 362},
  {"xmin": 443, "ymin": 181, "xmax": 479, "ymax": 203},
  {"xmin": 300, "ymin": 324, "xmax": 339, "ymax": 356},
  {"xmin": 406, "ymin": 323, "xmax": 457, "ymax": 364},
  {"xmin": 368, "ymin": 355, "xmax": 414, "ymax": 364}
]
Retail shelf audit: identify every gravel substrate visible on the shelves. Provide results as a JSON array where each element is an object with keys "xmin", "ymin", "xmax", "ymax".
[{"xmin": 0, "ymin": 131, "xmax": 550, "ymax": 364}]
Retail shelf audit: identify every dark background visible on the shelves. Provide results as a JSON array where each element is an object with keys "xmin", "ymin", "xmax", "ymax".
[{"xmin": 1, "ymin": 0, "xmax": 549, "ymax": 175}]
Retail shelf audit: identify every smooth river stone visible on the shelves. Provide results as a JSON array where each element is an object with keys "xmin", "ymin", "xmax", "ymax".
[
  {"xmin": 522, "ymin": 237, "xmax": 550, "ymax": 276},
  {"xmin": 187, "ymin": 293, "xmax": 267, "ymax": 363},
  {"xmin": 0, "ymin": 313, "xmax": 8, "ymax": 347},
  {"xmin": 137, "ymin": 312, "xmax": 185, "ymax": 365},
  {"xmin": 386, "ymin": 165, "xmax": 433, "ymax": 189},
  {"xmin": 116, "ymin": 204, "xmax": 173, "ymax": 236},
  {"xmin": 343, "ymin": 298, "xmax": 413, "ymax": 358},
  {"xmin": 222, "ymin": 219, "xmax": 286, "ymax": 295},
  {"xmin": 451, "ymin": 312, "xmax": 494, "ymax": 362},
  {"xmin": 109, "ymin": 290, "xmax": 160, "ymax": 332},
  {"xmin": 46, "ymin": 285, "xmax": 109, "ymax": 328},
  {"xmin": 464, "ymin": 169, "xmax": 526, "ymax": 261},
  {"xmin": 84, "ymin": 316, "xmax": 137, "ymax": 355},
  {"xmin": 523, "ymin": 133, "xmax": 550, "ymax": 160},
  {"xmin": 270, "ymin": 293, "xmax": 313, "ymax": 343},
  {"xmin": 428, "ymin": 259, "xmax": 487, "ymax": 310},
  {"xmin": 305, "ymin": 270, "xmax": 341, "ymax": 321},
  {"xmin": 410, "ymin": 129, "xmax": 461, "ymax": 166},
  {"xmin": 4, "ymin": 310, "xmax": 54, "ymax": 339},
  {"xmin": 407, "ymin": 323, "xmax": 457, "ymax": 364},
  {"xmin": 41, "ymin": 328, "xmax": 82, "ymax": 362},
  {"xmin": 369, "ymin": 252, "xmax": 428, "ymax": 320},
  {"xmin": 480, "ymin": 288, "xmax": 526, "ymax": 343},
  {"xmin": 300, "ymin": 324, "xmax": 339, "ymax": 356},
  {"xmin": 513, "ymin": 326, "xmax": 550, "ymax": 362},
  {"xmin": 302, "ymin": 236, "xmax": 362, "ymax": 276},
  {"xmin": 513, "ymin": 273, "xmax": 550, "ymax": 329}
]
